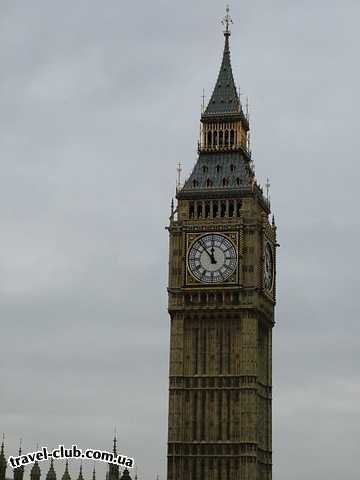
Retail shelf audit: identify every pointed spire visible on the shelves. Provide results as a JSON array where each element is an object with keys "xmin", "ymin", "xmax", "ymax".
[
  {"xmin": 108, "ymin": 433, "xmax": 119, "ymax": 480},
  {"xmin": 119, "ymin": 470, "xmax": 131, "ymax": 480},
  {"xmin": 46, "ymin": 459, "xmax": 56, "ymax": 480},
  {"xmin": 62, "ymin": 462, "xmax": 71, "ymax": 480},
  {"xmin": 204, "ymin": 6, "xmax": 240, "ymax": 115},
  {"xmin": 113, "ymin": 428, "xmax": 117, "ymax": 455},
  {"xmin": 77, "ymin": 463, "xmax": 84, "ymax": 480},
  {"xmin": 0, "ymin": 435, "xmax": 7, "ymax": 480},
  {"xmin": 14, "ymin": 440, "xmax": 24, "ymax": 480},
  {"xmin": 30, "ymin": 460, "xmax": 41, "ymax": 480},
  {"xmin": 0, "ymin": 434, "xmax": 6, "ymax": 466}
]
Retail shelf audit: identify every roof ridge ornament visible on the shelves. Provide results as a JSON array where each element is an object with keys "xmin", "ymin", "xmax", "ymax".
[{"xmin": 222, "ymin": 5, "xmax": 233, "ymax": 37}]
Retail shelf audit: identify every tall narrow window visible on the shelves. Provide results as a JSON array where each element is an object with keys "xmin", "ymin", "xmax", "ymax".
[
  {"xmin": 219, "ymin": 130, "xmax": 223, "ymax": 147},
  {"xmin": 236, "ymin": 200, "xmax": 242, "ymax": 216},
  {"xmin": 213, "ymin": 201, "xmax": 218, "ymax": 217},
  {"xmin": 221, "ymin": 201, "xmax": 226, "ymax": 217},
  {"xmin": 230, "ymin": 129, "xmax": 235, "ymax": 146},
  {"xmin": 205, "ymin": 202, "xmax": 210, "ymax": 218},
  {"xmin": 229, "ymin": 200, "xmax": 234, "ymax": 217},
  {"xmin": 225, "ymin": 130, "xmax": 229, "ymax": 146},
  {"xmin": 189, "ymin": 202, "xmax": 194, "ymax": 218},
  {"xmin": 213, "ymin": 131, "xmax": 218, "ymax": 146},
  {"xmin": 207, "ymin": 131, "xmax": 212, "ymax": 147}
]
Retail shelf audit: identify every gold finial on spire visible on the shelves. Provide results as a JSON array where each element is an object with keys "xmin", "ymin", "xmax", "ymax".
[
  {"xmin": 222, "ymin": 5, "xmax": 233, "ymax": 36},
  {"xmin": 201, "ymin": 88, "xmax": 205, "ymax": 113},
  {"xmin": 266, "ymin": 177, "xmax": 271, "ymax": 203},
  {"xmin": 176, "ymin": 162, "xmax": 182, "ymax": 192}
]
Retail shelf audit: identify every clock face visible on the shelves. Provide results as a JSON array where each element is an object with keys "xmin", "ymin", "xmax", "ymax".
[
  {"xmin": 187, "ymin": 233, "xmax": 237, "ymax": 284},
  {"xmin": 264, "ymin": 242, "xmax": 274, "ymax": 291}
]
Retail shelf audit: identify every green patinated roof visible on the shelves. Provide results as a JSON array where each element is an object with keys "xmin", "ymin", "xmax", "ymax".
[{"xmin": 204, "ymin": 33, "xmax": 240, "ymax": 116}]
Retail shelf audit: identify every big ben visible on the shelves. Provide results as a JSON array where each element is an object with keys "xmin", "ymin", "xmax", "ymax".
[{"xmin": 166, "ymin": 8, "xmax": 277, "ymax": 480}]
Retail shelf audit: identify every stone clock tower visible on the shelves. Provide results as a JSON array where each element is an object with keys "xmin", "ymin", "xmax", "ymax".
[{"xmin": 166, "ymin": 9, "xmax": 277, "ymax": 480}]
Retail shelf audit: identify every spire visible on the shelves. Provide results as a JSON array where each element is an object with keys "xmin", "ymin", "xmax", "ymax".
[
  {"xmin": 204, "ymin": 6, "xmax": 240, "ymax": 115},
  {"xmin": 30, "ymin": 461, "xmax": 41, "ymax": 480},
  {"xmin": 62, "ymin": 462, "xmax": 71, "ymax": 480},
  {"xmin": 14, "ymin": 441, "xmax": 24, "ymax": 480},
  {"xmin": 77, "ymin": 464, "xmax": 84, "ymax": 480},
  {"xmin": 108, "ymin": 433, "xmax": 119, "ymax": 480},
  {"xmin": 113, "ymin": 431, "xmax": 117, "ymax": 456},
  {"xmin": 46, "ymin": 459, "xmax": 57, "ymax": 480},
  {"xmin": 0, "ymin": 435, "xmax": 7, "ymax": 480},
  {"xmin": 92, "ymin": 467, "xmax": 96, "ymax": 480},
  {"xmin": 119, "ymin": 470, "xmax": 131, "ymax": 480}
]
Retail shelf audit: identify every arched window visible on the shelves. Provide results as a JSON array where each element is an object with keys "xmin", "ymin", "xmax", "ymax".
[
  {"xmin": 236, "ymin": 177, "xmax": 241, "ymax": 186},
  {"xmin": 221, "ymin": 201, "xmax": 226, "ymax": 217},
  {"xmin": 189, "ymin": 202, "xmax": 195, "ymax": 218},
  {"xmin": 216, "ymin": 165, "xmax": 221, "ymax": 173},
  {"xmin": 206, "ymin": 178, "xmax": 212, "ymax": 188},
  {"xmin": 229, "ymin": 200, "xmax": 234, "ymax": 217},
  {"xmin": 202, "ymin": 165, "xmax": 208, "ymax": 173},
  {"xmin": 193, "ymin": 179, "xmax": 198, "ymax": 187},
  {"xmin": 236, "ymin": 200, "xmax": 242, "ymax": 216},
  {"xmin": 197, "ymin": 203, "xmax": 203, "ymax": 218},
  {"xmin": 205, "ymin": 202, "xmax": 210, "ymax": 218},
  {"xmin": 219, "ymin": 130, "xmax": 223, "ymax": 147},
  {"xmin": 230, "ymin": 129, "xmax": 235, "ymax": 146},
  {"xmin": 230, "ymin": 164, "xmax": 235, "ymax": 172},
  {"xmin": 207, "ymin": 131, "xmax": 212, "ymax": 147},
  {"xmin": 213, "ymin": 202, "xmax": 218, "ymax": 217},
  {"xmin": 213, "ymin": 131, "xmax": 218, "ymax": 146},
  {"xmin": 222, "ymin": 178, "xmax": 228, "ymax": 187},
  {"xmin": 225, "ymin": 130, "xmax": 229, "ymax": 146}
]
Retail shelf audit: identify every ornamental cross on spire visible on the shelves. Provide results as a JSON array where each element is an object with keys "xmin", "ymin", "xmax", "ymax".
[{"xmin": 222, "ymin": 5, "xmax": 233, "ymax": 36}]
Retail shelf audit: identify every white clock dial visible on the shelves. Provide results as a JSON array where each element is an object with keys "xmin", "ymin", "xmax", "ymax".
[
  {"xmin": 188, "ymin": 233, "xmax": 237, "ymax": 284},
  {"xmin": 264, "ymin": 242, "xmax": 274, "ymax": 291}
]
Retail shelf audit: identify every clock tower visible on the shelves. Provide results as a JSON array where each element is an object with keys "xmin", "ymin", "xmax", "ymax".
[{"xmin": 166, "ymin": 8, "xmax": 277, "ymax": 480}]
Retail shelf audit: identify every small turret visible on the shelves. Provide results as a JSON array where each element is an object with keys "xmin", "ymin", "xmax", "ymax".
[
  {"xmin": 0, "ymin": 435, "xmax": 7, "ymax": 480},
  {"xmin": 77, "ymin": 464, "xmax": 84, "ymax": 480},
  {"xmin": 61, "ymin": 462, "xmax": 71, "ymax": 480},
  {"xmin": 13, "ymin": 443, "xmax": 24, "ymax": 480},
  {"xmin": 30, "ymin": 460, "xmax": 41, "ymax": 480},
  {"xmin": 108, "ymin": 434, "xmax": 119, "ymax": 480},
  {"xmin": 46, "ymin": 459, "xmax": 57, "ymax": 480},
  {"xmin": 119, "ymin": 470, "xmax": 131, "ymax": 480}
]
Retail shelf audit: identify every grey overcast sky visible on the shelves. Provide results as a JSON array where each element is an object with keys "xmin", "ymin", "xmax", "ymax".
[{"xmin": 1, "ymin": 1, "xmax": 359, "ymax": 479}]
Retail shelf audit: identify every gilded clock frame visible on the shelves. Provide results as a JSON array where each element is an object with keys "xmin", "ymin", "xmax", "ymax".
[{"xmin": 185, "ymin": 231, "xmax": 239, "ymax": 287}]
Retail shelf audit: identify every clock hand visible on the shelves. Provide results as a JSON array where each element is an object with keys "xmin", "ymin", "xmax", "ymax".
[
  {"xmin": 210, "ymin": 246, "xmax": 217, "ymax": 264},
  {"xmin": 200, "ymin": 240, "xmax": 217, "ymax": 264}
]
